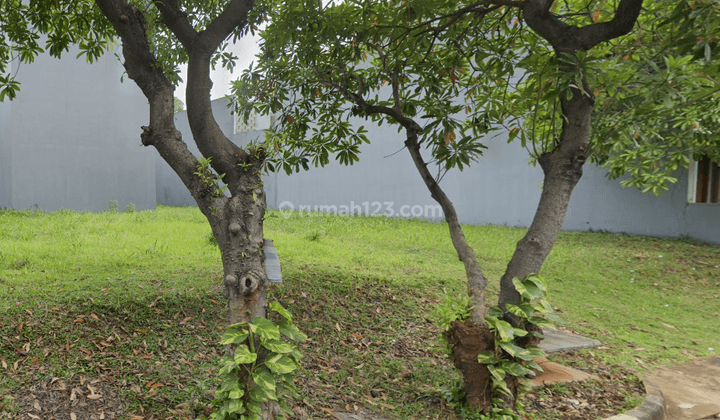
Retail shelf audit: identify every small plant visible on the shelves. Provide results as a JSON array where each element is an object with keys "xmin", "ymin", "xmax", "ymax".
[
  {"xmin": 208, "ymin": 302, "xmax": 306, "ymax": 420},
  {"xmin": 145, "ymin": 239, "xmax": 168, "ymax": 257},
  {"xmin": 433, "ymin": 294, "xmax": 471, "ymax": 332},
  {"xmin": 195, "ymin": 157, "xmax": 229, "ymax": 198},
  {"xmin": 107, "ymin": 200, "xmax": 119, "ymax": 212},
  {"xmin": 124, "ymin": 203, "xmax": 136, "ymax": 213},
  {"xmin": 304, "ymin": 230, "xmax": 324, "ymax": 242},
  {"xmin": 206, "ymin": 232, "xmax": 219, "ymax": 247}
]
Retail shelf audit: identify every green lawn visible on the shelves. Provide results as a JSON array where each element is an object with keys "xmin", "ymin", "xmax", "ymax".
[{"xmin": 1, "ymin": 206, "xmax": 718, "ymax": 419}]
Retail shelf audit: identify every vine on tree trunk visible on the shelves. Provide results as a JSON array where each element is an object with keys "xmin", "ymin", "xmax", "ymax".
[
  {"xmin": 207, "ymin": 302, "xmax": 307, "ymax": 420},
  {"xmin": 436, "ymin": 274, "xmax": 560, "ymax": 419}
]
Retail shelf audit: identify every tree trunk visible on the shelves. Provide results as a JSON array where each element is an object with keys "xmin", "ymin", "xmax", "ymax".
[
  {"xmin": 94, "ymin": 0, "xmax": 278, "ymax": 417},
  {"xmin": 404, "ymin": 130, "xmax": 493, "ymax": 411},
  {"xmin": 498, "ymin": 86, "xmax": 593, "ymax": 309}
]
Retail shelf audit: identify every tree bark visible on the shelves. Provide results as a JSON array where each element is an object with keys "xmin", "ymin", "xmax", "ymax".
[
  {"xmin": 498, "ymin": 0, "xmax": 644, "ymax": 308},
  {"xmin": 94, "ymin": 1, "xmax": 276, "ymax": 417},
  {"xmin": 498, "ymin": 85, "xmax": 593, "ymax": 308},
  {"xmin": 404, "ymin": 129, "xmax": 493, "ymax": 411},
  {"xmin": 404, "ymin": 131, "xmax": 488, "ymax": 324},
  {"xmin": 94, "ymin": 0, "xmax": 266, "ymax": 325}
]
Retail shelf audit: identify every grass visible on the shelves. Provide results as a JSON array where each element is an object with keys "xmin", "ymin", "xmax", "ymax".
[{"xmin": 1, "ymin": 205, "xmax": 719, "ymax": 419}]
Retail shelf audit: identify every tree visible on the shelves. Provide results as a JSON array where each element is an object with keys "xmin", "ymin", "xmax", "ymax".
[
  {"xmin": 1, "ymin": 1, "xmax": 294, "ymax": 418},
  {"xmin": 174, "ymin": 97, "xmax": 185, "ymax": 113},
  {"xmin": 235, "ymin": 0, "xmax": 719, "ymax": 413}
]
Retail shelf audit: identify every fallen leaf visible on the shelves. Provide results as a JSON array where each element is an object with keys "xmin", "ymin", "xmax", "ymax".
[{"xmin": 71, "ymin": 413, "xmax": 77, "ymax": 420}]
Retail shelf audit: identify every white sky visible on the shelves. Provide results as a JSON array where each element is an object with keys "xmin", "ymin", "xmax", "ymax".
[{"xmin": 174, "ymin": 33, "xmax": 261, "ymax": 105}]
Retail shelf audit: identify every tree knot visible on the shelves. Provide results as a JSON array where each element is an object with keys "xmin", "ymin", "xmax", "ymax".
[
  {"xmin": 229, "ymin": 222, "xmax": 242, "ymax": 235},
  {"xmin": 238, "ymin": 271, "xmax": 262, "ymax": 296},
  {"xmin": 140, "ymin": 126, "xmax": 153, "ymax": 146}
]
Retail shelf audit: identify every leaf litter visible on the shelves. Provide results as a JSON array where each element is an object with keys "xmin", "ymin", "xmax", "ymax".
[{"xmin": 1, "ymin": 275, "xmax": 645, "ymax": 419}]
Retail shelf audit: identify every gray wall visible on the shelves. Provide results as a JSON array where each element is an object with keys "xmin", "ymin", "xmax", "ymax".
[
  {"xmin": 156, "ymin": 98, "xmax": 237, "ymax": 206},
  {"xmin": 0, "ymin": 46, "xmax": 155, "ymax": 212},
  {"xmin": 157, "ymin": 98, "xmax": 720, "ymax": 245},
  {"xmin": 0, "ymin": 96, "xmax": 11, "ymax": 208}
]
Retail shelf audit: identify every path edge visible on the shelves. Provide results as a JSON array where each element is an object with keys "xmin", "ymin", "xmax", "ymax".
[{"xmin": 605, "ymin": 379, "xmax": 666, "ymax": 420}]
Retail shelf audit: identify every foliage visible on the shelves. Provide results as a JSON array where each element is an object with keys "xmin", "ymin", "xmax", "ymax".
[
  {"xmin": 587, "ymin": 0, "xmax": 720, "ymax": 194},
  {"xmin": 209, "ymin": 302, "xmax": 306, "ymax": 420},
  {"xmin": 0, "ymin": 0, "xmax": 114, "ymax": 101},
  {"xmin": 195, "ymin": 157, "xmax": 229, "ymax": 198},
  {"xmin": 434, "ymin": 294, "xmax": 472, "ymax": 332},
  {"xmin": 477, "ymin": 275, "xmax": 558, "ymax": 403},
  {"xmin": 236, "ymin": 0, "xmax": 719, "ymax": 194},
  {"xmin": 174, "ymin": 97, "xmax": 185, "ymax": 114}
]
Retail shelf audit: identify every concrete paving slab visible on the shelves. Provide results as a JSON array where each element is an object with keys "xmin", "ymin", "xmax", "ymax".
[
  {"xmin": 532, "ymin": 356, "xmax": 599, "ymax": 386},
  {"xmin": 539, "ymin": 328, "xmax": 603, "ymax": 354},
  {"xmin": 645, "ymin": 356, "xmax": 720, "ymax": 420}
]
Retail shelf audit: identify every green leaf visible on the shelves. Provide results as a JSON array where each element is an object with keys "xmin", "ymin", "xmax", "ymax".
[
  {"xmin": 494, "ymin": 320, "xmax": 516, "ymax": 342},
  {"xmin": 262, "ymin": 339, "xmax": 294, "ymax": 354},
  {"xmin": 477, "ymin": 350, "xmax": 500, "ymax": 364},
  {"xmin": 500, "ymin": 360, "xmax": 533, "ymax": 377},
  {"xmin": 219, "ymin": 373, "xmax": 240, "ymax": 392},
  {"xmin": 517, "ymin": 345, "xmax": 545, "ymax": 361},
  {"xmin": 249, "ymin": 382, "xmax": 278, "ymax": 402},
  {"xmin": 250, "ymin": 317, "xmax": 281, "ymax": 341},
  {"xmin": 221, "ymin": 329, "xmax": 250, "ymax": 345},
  {"xmin": 488, "ymin": 364, "xmax": 506, "ymax": 383},
  {"xmin": 498, "ymin": 341, "xmax": 525, "ymax": 358},
  {"xmin": 278, "ymin": 319, "xmax": 308, "ymax": 341},
  {"xmin": 252, "ymin": 369, "xmax": 277, "ymax": 394},
  {"xmin": 227, "ymin": 398, "xmax": 244, "ymax": 414},
  {"xmin": 247, "ymin": 400, "xmax": 262, "ymax": 415},
  {"xmin": 265, "ymin": 353, "xmax": 299, "ymax": 374},
  {"xmin": 227, "ymin": 322, "xmax": 249, "ymax": 330},
  {"xmin": 269, "ymin": 301, "xmax": 292, "ymax": 320},
  {"xmin": 234, "ymin": 345, "xmax": 258, "ymax": 365},
  {"xmin": 228, "ymin": 384, "xmax": 245, "ymax": 399},
  {"xmin": 505, "ymin": 303, "xmax": 531, "ymax": 319}
]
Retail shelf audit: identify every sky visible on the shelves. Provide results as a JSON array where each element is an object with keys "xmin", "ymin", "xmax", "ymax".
[{"xmin": 174, "ymin": 33, "xmax": 261, "ymax": 105}]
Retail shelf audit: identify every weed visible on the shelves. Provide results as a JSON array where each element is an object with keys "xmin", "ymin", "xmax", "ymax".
[
  {"xmin": 106, "ymin": 200, "xmax": 119, "ymax": 212},
  {"xmin": 206, "ymin": 232, "xmax": 219, "ymax": 247}
]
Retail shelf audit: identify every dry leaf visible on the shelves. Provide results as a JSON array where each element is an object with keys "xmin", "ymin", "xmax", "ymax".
[{"xmin": 71, "ymin": 413, "xmax": 77, "ymax": 420}]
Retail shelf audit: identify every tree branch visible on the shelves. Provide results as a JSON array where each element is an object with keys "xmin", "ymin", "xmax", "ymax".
[
  {"xmin": 523, "ymin": 0, "xmax": 643, "ymax": 52},
  {"xmin": 309, "ymin": 63, "xmax": 422, "ymax": 132},
  {"xmin": 94, "ymin": 0, "xmax": 220, "ymax": 208},
  {"xmin": 183, "ymin": 0, "xmax": 255, "ymax": 192},
  {"xmin": 200, "ymin": 0, "xmax": 254, "ymax": 54},
  {"xmin": 154, "ymin": 0, "xmax": 198, "ymax": 50}
]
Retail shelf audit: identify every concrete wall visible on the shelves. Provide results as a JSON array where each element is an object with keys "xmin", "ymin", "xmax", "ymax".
[
  {"xmin": 0, "ymin": 97, "xmax": 11, "ymax": 208},
  {"xmin": 0, "ymin": 46, "xmax": 155, "ymax": 212},
  {"xmin": 157, "ymin": 98, "xmax": 720, "ymax": 245},
  {"xmin": 156, "ymin": 98, "xmax": 237, "ymax": 206}
]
